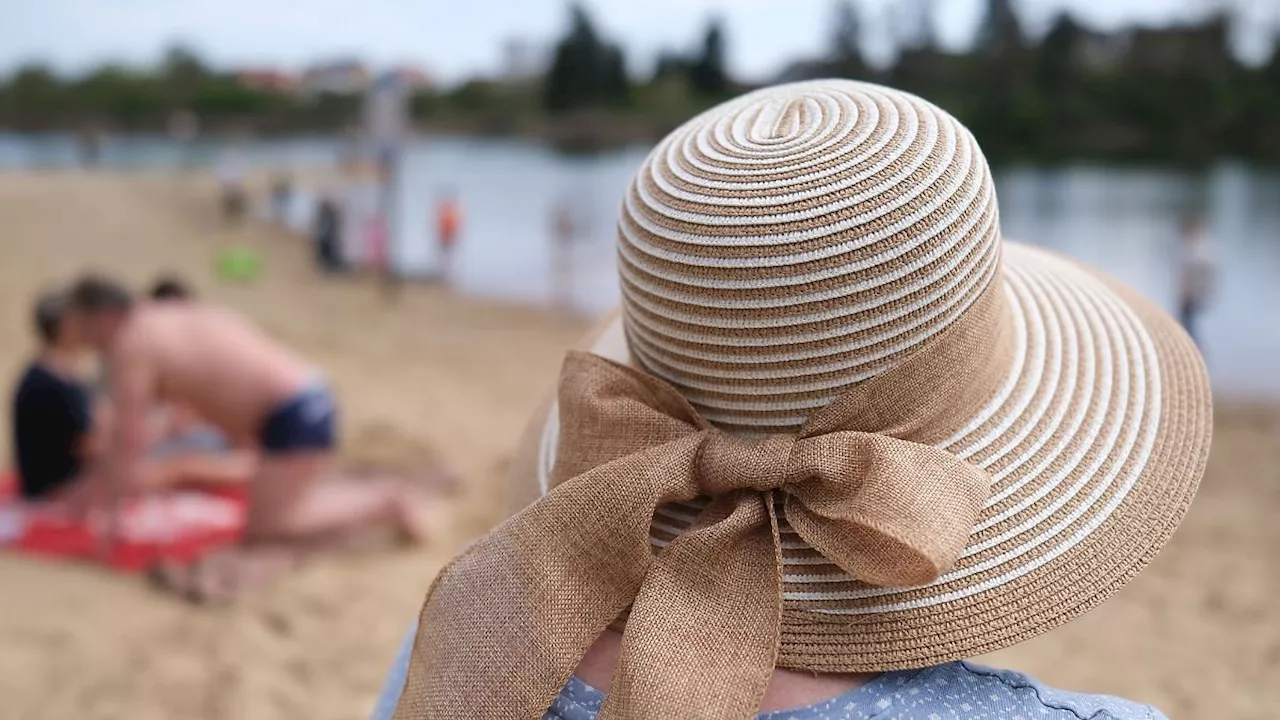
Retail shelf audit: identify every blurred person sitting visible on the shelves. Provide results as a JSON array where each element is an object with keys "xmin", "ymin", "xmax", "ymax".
[
  {"xmin": 65, "ymin": 275, "xmax": 438, "ymax": 582},
  {"xmin": 9, "ymin": 288, "xmax": 254, "ymax": 503},
  {"xmin": 10, "ymin": 290, "xmax": 95, "ymax": 500}
]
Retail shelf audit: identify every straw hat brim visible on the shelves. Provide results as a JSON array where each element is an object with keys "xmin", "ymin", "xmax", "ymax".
[{"xmin": 521, "ymin": 240, "xmax": 1211, "ymax": 671}]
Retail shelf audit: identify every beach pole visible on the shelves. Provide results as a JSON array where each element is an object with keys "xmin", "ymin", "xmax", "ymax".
[{"xmin": 365, "ymin": 71, "xmax": 409, "ymax": 303}]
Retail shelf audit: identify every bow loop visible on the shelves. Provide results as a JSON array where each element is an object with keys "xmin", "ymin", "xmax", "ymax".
[
  {"xmin": 784, "ymin": 432, "xmax": 990, "ymax": 588},
  {"xmin": 695, "ymin": 432, "xmax": 796, "ymax": 495}
]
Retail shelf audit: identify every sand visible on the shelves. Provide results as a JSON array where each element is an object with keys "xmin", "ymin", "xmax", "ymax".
[{"xmin": 0, "ymin": 172, "xmax": 1274, "ymax": 720}]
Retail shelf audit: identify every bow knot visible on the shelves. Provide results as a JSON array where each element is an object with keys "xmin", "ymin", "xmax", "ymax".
[
  {"xmin": 394, "ymin": 346, "xmax": 1001, "ymax": 720},
  {"xmin": 696, "ymin": 431, "xmax": 796, "ymax": 494}
]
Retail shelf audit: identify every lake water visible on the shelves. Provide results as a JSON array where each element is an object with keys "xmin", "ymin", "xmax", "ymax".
[{"xmin": 2, "ymin": 133, "xmax": 1277, "ymax": 399}]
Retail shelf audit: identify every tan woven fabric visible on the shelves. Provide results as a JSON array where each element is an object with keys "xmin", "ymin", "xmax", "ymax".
[
  {"xmin": 395, "ymin": 277, "xmax": 1007, "ymax": 720},
  {"xmin": 393, "ymin": 79, "xmax": 1213, "ymax": 718}
]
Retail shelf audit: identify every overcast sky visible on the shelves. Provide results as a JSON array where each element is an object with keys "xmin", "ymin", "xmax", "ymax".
[{"xmin": 3, "ymin": 0, "xmax": 1275, "ymax": 83}]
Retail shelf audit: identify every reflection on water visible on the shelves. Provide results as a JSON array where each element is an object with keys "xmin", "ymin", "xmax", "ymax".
[
  {"xmin": 2, "ymin": 133, "xmax": 1277, "ymax": 399},
  {"xmin": 995, "ymin": 164, "xmax": 1280, "ymax": 400}
]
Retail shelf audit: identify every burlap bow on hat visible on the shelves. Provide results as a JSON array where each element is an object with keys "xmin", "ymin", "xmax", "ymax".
[{"xmin": 393, "ymin": 280, "xmax": 1018, "ymax": 720}]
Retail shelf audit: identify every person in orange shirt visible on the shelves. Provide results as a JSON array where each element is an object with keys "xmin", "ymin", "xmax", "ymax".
[{"xmin": 436, "ymin": 189, "xmax": 462, "ymax": 280}]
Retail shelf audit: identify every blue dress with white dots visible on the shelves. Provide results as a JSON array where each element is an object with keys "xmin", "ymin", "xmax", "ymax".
[{"xmin": 371, "ymin": 626, "xmax": 1167, "ymax": 720}]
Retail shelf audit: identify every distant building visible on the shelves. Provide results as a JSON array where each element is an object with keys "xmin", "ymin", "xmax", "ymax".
[
  {"xmin": 236, "ymin": 68, "xmax": 298, "ymax": 94},
  {"xmin": 1075, "ymin": 31, "xmax": 1128, "ymax": 72},
  {"xmin": 392, "ymin": 65, "xmax": 434, "ymax": 90},
  {"xmin": 301, "ymin": 60, "xmax": 371, "ymax": 95}
]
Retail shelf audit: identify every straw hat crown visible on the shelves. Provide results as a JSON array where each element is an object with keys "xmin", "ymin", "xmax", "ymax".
[{"xmin": 619, "ymin": 80, "xmax": 999, "ymax": 432}]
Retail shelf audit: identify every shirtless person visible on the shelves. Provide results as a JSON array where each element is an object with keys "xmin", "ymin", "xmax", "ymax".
[{"xmin": 66, "ymin": 275, "xmax": 430, "ymax": 558}]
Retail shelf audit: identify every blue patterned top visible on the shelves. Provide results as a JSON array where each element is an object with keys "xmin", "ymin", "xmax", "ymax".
[{"xmin": 371, "ymin": 626, "xmax": 1167, "ymax": 720}]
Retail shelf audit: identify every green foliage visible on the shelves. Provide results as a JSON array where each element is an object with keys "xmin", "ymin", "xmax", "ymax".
[
  {"xmin": 75, "ymin": 66, "xmax": 162, "ymax": 129},
  {"xmin": 829, "ymin": 1, "xmax": 870, "ymax": 80},
  {"xmin": 192, "ymin": 76, "xmax": 272, "ymax": 117},
  {"xmin": 0, "ymin": 64, "xmax": 66, "ymax": 128},
  {"xmin": 544, "ymin": 4, "xmax": 631, "ymax": 113},
  {"xmin": 0, "ymin": 44, "xmax": 362, "ymax": 134},
  {"xmin": 838, "ymin": 5, "xmax": 1280, "ymax": 164},
  {"xmin": 688, "ymin": 19, "xmax": 730, "ymax": 99}
]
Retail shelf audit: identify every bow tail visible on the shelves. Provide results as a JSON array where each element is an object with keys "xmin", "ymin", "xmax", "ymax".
[
  {"xmin": 393, "ymin": 438, "xmax": 705, "ymax": 720},
  {"xmin": 600, "ymin": 492, "xmax": 783, "ymax": 720}
]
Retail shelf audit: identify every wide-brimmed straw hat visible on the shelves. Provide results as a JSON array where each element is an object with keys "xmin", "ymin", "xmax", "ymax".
[{"xmin": 393, "ymin": 80, "xmax": 1212, "ymax": 720}]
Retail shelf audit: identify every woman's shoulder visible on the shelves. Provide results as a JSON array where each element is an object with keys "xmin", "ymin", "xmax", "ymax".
[{"xmin": 909, "ymin": 661, "xmax": 1168, "ymax": 720}]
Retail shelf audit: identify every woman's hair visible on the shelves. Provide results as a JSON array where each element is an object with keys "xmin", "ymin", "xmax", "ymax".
[
  {"xmin": 68, "ymin": 274, "xmax": 134, "ymax": 314},
  {"xmin": 32, "ymin": 289, "xmax": 67, "ymax": 344}
]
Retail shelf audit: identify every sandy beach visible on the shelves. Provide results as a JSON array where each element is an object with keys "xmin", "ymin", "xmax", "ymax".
[{"xmin": 0, "ymin": 172, "xmax": 1275, "ymax": 720}]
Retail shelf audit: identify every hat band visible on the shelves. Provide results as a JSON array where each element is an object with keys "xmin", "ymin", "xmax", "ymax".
[{"xmin": 794, "ymin": 270, "xmax": 1020, "ymax": 448}]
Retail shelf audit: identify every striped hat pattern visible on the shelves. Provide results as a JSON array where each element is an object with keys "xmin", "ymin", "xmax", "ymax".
[{"xmin": 619, "ymin": 82, "xmax": 997, "ymax": 432}]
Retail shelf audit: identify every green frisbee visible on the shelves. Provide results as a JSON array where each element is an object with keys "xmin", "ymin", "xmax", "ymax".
[{"xmin": 215, "ymin": 246, "xmax": 263, "ymax": 283}]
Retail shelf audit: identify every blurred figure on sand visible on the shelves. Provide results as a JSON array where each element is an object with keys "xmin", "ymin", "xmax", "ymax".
[
  {"xmin": 9, "ymin": 288, "xmax": 253, "ymax": 504},
  {"xmin": 66, "ymin": 275, "xmax": 447, "ymax": 600},
  {"xmin": 76, "ymin": 124, "xmax": 102, "ymax": 168},
  {"xmin": 269, "ymin": 171, "xmax": 294, "ymax": 226},
  {"xmin": 215, "ymin": 141, "xmax": 248, "ymax": 224},
  {"xmin": 167, "ymin": 109, "xmax": 200, "ymax": 170},
  {"xmin": 1177, "ymin": 215, "xmax": 1216, "ymax": 345},
  {"xmin": 374, "ymin": 153, "xmax": 401, "ymax": 300},
  {"xmin": 337, "ymin": 154, "xmax": 378, "ymax": 271},
  {"xmin": 314, "ymin": 193, "xmax": 346, "ymax": 275},
  {"xmin": 550, "ymin": 197, "xmax": 576, "ymax": 311},
  {"xmin": 436, "ymin": 189, "xmax": 462, "ymax": 280}
]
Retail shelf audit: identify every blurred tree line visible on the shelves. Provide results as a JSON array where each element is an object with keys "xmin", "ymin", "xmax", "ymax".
[
  {"xmin": 1, "ymin": 1, "xmax": 1277, "ymax": 164},
  {"xmin": 0, "ymin": 47, "xmax": 361, "ymax": 135},
  {"xmin": 514, "ymin": 0, "xmax": 1280, "ymax": 163},
  {"xmin": 833, "ymin": 0, "xmax": 1280, "ymax": 163}
]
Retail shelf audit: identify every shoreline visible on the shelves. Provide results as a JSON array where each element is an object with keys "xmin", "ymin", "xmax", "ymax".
[{"xmin": 4, "ymin": 130, "xmax": 1277, "ymax": 171}]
